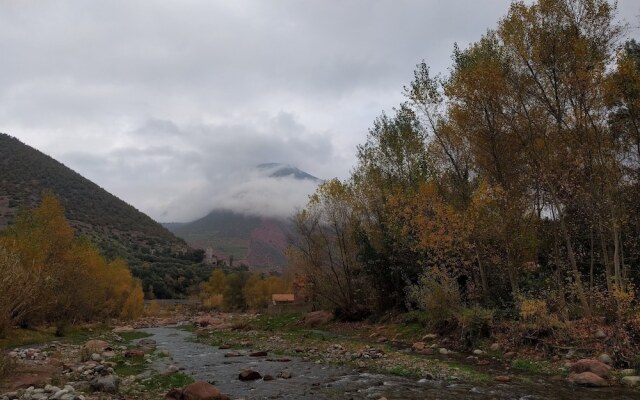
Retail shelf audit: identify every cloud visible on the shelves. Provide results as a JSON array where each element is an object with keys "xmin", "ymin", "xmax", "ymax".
[
  {"xmin": 1, "ymin": 0, "xmax": 638, "ymax": 222},
  {"xmin": 62, "ymin": 114, "xmax": 327, "ymax": 222}
]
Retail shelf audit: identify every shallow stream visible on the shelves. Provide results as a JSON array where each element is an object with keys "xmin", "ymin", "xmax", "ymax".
[{"xmin": 140, "ymin": 327, "xmax": 637, "ymax": 400}]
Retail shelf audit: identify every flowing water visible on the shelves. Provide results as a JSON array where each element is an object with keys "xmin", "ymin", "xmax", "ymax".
[{"xmin": 140, "ymin": 327, "xmax": 637, "ymax": 400}]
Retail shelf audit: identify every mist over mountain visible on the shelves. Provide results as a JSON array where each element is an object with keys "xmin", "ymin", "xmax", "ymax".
[
  {"xmin": 163, "ymin": 162, "xmax": 322, "ymax": 223},
  {"xmin": 165, "ymin": 163, "xmax": 321, "ymax": 270}
]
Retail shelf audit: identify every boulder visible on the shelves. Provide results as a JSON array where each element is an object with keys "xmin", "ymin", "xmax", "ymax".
[
  {"xmin": 597, "ymin": 353, "xmax": 613, "ymax": 365},
  {"xmin": 84, "ymin": 340, "xmax": 110, "ymax": 351},
  {"xmin": 183, "ymin": 381, "xmax": 228, "ymax": 400},
  {"xmin": 570, "ymin": 359, "xmax": 612, "ymax": 378},
  {"xmin": 303, "ymin": 311, "xmax": 334, "ymax": 327},
  {"xmin": 621, "ymin": 376, "xmax": 640, "ymax": 387},
  {"xmin": 567, "ymin": 372, "xmax": 608, "ymax": 387},
  {"xmin": 89, "ymin": 374, "xmax": 119, "ymax": 393},
  {"xmin": 412, "ymin": 342, "xmax": 426, "ymax": 352},
  {"xmin": 124, "ymin": 350, "xmax": 145, "ymax": 358},
  {"xmin": 239, "ymin": 369, "xmax": 262, "ymax": 381}
]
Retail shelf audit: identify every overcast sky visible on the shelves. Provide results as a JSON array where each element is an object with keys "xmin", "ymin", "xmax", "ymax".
[{"xmin": 1, "ymin": 1, "xmax": 638, "ymax": 222}]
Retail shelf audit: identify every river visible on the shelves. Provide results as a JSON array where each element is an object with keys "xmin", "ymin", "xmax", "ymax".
[{"xmin": 140, "ymin": 326, "xmax": 637, "ymax": 399}]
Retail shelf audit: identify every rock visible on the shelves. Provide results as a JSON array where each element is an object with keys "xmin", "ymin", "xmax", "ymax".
[
  {"xmin": 439, "ymin": 348, "xmax": 449, "ymax": 355},
  {"xmin": 249, "ymin": 351, "xmax": 268, "ymax": 357},
  {"xmin": 165, "ymin": 388, "xmax": 183, "ymax": 400},
  {"xmin": 89, "ymin": 374, "xmax": 119, "ymax": 393},
  {"xmin": 422, "ymin": 334, "xmax": 438, "ymax": 340},
  {"xmin": 84, "ymin": 340, "xmax": 110, "ymax": 351},
  {"xmin": 90, "ymin": 353, "xmax": 102, "ymax": 362},
  {"xmin": 620, "ymin": 369, "xmax": 636, "ymax": 376},
  {"xmin": 102, "ymin": 351, "xmax": 116, "ymax": 358},
  {"xmin": 278, "ymin": 370, "xmax": 292, "ymax": 379},
  {"xmin": 266, "ymin": 357, "xmax": 291, "ymax": 362},
  {"xmin": 504, "ymin": 351, "xmax": 516, "ymax": 359},
  {"xmin": 112, "ymin": 326, "xmax": 135, "ymax": 333},
  {"xmin": 183, "ymin": 381, "xmax": 228, "ymax": 400},
  {"xmin": 494, "ymin": 375, "xmax": 511, "ymax": 382},
  {"xmin": 224, "ymin": 352, "xmax": 243, "ymax": 358},
  {"xmin": 472, "ymin": 349, "xmax": 484, "ymax": 355},
  {"xmin": 597, "ymin": 353, "xmax": 613, "ymax": 365},
  {"xmin": 621, "ymin": 376, "xmax": 640, "ymax": 387},
  {"xmin": 570, "ymin": 359, "xmax": 612, "ymax": 378},
  {"xmin": 161, "ymin": 365, "xmax": 179, "ymax": 376},
  {"xmin": 489, "ymin": 343, "xmax": 500, "ymax": 352},
  {"xmin": 239, "ymin": 369, "xmax": 262, "ymax": 381},
  {"xmin": 567, "ymin": 372, "xmax": 608, "ymax": 387},
  {"xmin": 137, "ymin": 338, "xmax": 157, "ymax": 347},
  {"xmin": 263, "ymin": 374, "xmax": 274, "ymax": 381},
  {"xmin": 594, "ymin": 329, "xmax": 606, "ymax": 339},
  {"xmin": 303, "ymin": 310, "xmax": 334, "ymax": 327},
  {"xmin": 195, "ymin": 315, "xmax": 216, "ymax": 328},
  {"xmin": 218, "ymin": 344, "xmax": 231, "ymax": 350},
  {"xmin": 412, "ymin": 342, "xmax": 426, "ymax": 352},
  {"xmin": 125, "ymin": 349, "xmax": 145, "ymax": 358}
]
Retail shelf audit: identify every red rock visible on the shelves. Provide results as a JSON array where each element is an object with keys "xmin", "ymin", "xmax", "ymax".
[
  {"xmin": 494, "ymin": 375, "xmax": 512, "ymax": 382},
  {"xmin": 84, "ymin": 340, "xmax": 110, "ymax": 351},
  {"xmin": 303, "ymin": 311, "xmax": 334, "ymax": 327},
  {"xmin": 125, "ymin": 349, "xmax": 145, "ymax": 358},
  {"xmin": 570, "ymin": 359, "xmax": 612, "ymax": 378},
  {"xmin": 183, "ymin": 380, "xmax": 228, "ymax": 400},
  {"xmin": 224, "ymin": 352, "xmax": 242, "ymax": 358},
  {"xmin": 412, "ymin": 342, "xmax": 427, "ymax": 351},
  {"xmin": 239, "ymin": 369, "xmax": 262, "ymax": 381},
  {"xmin": 249, "ymin": 351, "xmax": 268, "ymax": 357},
  {"xmin": 165, "ymin": 388, "xmax": 183, "ymax": 400},
  {"xmin": 567, "ymin": 372, "xmax": 609, "ymax": 387}
]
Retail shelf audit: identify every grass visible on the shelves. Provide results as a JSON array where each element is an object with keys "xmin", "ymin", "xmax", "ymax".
[
  {"xmin": 0, "ymin": 352, "xmax": 15, "ymax": 379},
  {"xmin": 0, "ymin": 324, "xmax": 111, "ymax": 349},
  {"xmin": 112, "ymin": 355, "xmax": 147, "ymax": 376},
  {"xmin": 141, "ymin": 372, "xmax": 195, "ymax": 391},
  {"xmin": 118, "ymin": 331, "xmax": 153, "ymax": 343},
  {"xmin": 511, "ymin": 358, "xmax": 551, "ymax": 375},
  {"xmin": 246, "ymin": 313, "xmax": 303, "ymax": 331}
]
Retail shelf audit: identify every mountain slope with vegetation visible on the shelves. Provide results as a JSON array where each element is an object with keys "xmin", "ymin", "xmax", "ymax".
[{"xmin": 0, "ymin": 133, "xmax": 208, "ymax": 298}]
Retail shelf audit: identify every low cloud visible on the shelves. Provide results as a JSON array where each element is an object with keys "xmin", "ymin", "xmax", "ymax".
[{"xmin": 62, "ymin": 115, "xmax": 325, "ymax": 222}]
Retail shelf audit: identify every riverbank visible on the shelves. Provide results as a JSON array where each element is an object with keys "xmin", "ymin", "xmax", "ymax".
[{"xmin": 0, "ymin": 311, "xmax": 639, "ymax": 399}]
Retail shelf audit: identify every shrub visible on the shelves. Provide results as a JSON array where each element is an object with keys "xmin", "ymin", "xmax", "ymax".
[
  {"xmin": 0, "ymin": 352, "xmax": 15, "ymax": 379},
  {"xmin": 406, "ymin": 268, "xmax": 461, "ymax": 332},
  {"xmin": 456, "ymin": 306, "xmax": 493, "ymax": 348}
]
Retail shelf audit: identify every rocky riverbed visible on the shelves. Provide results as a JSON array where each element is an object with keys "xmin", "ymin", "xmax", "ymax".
[{"xmin": 1, "ymin": 314, "xmax": 640, "ymax": 399}]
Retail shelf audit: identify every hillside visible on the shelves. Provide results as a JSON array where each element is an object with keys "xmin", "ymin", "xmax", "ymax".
[
  {"xmin": 166, "ymin": 209, "xmax": 291, "ymax": 270},
  {"xmin": 0, "ymin": 133, "xmax": 208, "ymax": 298}
]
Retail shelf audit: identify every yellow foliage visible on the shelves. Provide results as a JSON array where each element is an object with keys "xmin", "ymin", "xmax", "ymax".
[{"xmin": 0, "ymin": 194, "xmax": 145, "ymax": 331}]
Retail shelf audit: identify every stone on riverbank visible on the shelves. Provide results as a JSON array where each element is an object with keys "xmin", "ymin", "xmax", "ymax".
[
  {"xmin": 303, "ymin": 311, "xmax": 333, "ymax": 327},
  {"xmin": 567, "ymin": 372, "xmax": 608, "ymax": 387},
  {"xmin": 165, "ymin": 380, "xmax": 228, "ymax": 400},
  {"xmin": 621, "ymin": 376, "xmax": 640, "ymax": 387},
  {"xmin": 239, "ymin": 369, "xmax": 262, "ymax": 381},
  {"xmin": 570, "ymin": 359, "xmax": 612, "ymax": 378}
]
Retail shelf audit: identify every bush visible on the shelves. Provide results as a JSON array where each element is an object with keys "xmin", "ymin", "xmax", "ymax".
[
  {"xmin": 0, "ymin": 352, "xmax": 15, "ymax": 379},
  {"xmin": 406, "ymin": 268, "xmax": 461, "ymax": 332},
  {"xmin": 456, "ymin": 306, "xmax": 493, "ymax": 348}
]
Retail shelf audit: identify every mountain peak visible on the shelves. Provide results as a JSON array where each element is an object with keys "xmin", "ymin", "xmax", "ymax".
[{"xmin": 256, "ymin": 163, "xmax": 320, "ymax": 182}]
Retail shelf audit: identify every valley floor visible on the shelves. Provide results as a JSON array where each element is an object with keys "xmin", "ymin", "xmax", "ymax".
[{"xmin": 0, "ymin": 311, "xmax": 639, "ymax": 399}]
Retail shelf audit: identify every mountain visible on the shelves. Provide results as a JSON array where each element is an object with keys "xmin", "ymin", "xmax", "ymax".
[
  {"xmin": 165, "ymin": 163, "xmax": 320, "ymax": 271},
  {"xmin": 166, "ymin": 210, "xmax": 290, "ymax": 270},
  {"xmin": 256, "ymin": 163, "xmax": 321, "ymax": 182},
  {"xmin": 0, "ymin": 133, "xmax": 209, "ymax": 298}
]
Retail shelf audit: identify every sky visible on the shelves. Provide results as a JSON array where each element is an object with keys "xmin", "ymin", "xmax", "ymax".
[{"xmin": 1, "ymin": 1, "xmax": 639, "ymax": 222}]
